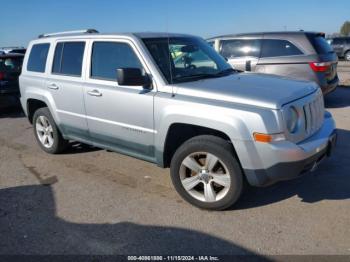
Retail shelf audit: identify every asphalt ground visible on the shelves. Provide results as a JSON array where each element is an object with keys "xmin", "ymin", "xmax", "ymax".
[{"xmin": 338, "ymin": 61, "xmax": 350, "ymax": 85}]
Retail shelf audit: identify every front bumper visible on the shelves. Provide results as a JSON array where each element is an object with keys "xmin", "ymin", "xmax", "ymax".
[{"xmin": 243, "ymin": 112, "xmax": 336, "ymax": 186}]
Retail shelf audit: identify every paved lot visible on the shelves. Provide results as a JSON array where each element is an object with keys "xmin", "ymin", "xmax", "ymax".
[
  {"xmin": 0, "ymin": 85, "xmax": 350, "ymax": 256},
  {"xmin": 338, "ymin": 61, "xmax": 350, "ymax": 86}
]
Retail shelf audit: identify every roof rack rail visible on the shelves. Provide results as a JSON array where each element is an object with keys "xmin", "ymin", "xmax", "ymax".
[{"xmin": 38, "ymin": 29, "xmax": 99, "ymax": 38}]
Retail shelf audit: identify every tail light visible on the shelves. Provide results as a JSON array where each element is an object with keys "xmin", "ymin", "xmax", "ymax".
[
  {"xmin": 309, "ymin": 62, "xmax": 331, "ymax": 72},
  {"xmin": 0, "ymin": 72, "xmax": 5, "ymax": 80}
]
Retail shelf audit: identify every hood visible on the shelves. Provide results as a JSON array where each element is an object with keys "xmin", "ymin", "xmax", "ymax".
[{"xmin": 172, "ymin": 73, "xmax": 318, "ymax": 109}]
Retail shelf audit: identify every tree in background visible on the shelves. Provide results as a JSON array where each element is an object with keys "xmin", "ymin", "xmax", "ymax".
[{"xmin": 340, "ymin": 21, "xmax": 350, "ymax": 36}]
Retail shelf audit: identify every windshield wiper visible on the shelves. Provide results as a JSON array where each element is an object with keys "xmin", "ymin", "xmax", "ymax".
[
  {"xmin": 174, "ymin": 73, "xmax": 219, "ymax": 82},
  {"xmin": 215, "ymin": 68, "xmax": 241, "ymax": 76},
  {"xmin": 174, "ymin": 68, "xmax": 239, "ymax": 83}
]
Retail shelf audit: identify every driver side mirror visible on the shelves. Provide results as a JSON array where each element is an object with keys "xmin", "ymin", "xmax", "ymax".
[{"xmin": 116, "ymin": 68, "xmax": 152, "ymax": 89}]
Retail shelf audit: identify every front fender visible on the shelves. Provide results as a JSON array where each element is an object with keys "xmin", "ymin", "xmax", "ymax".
[{"xmin": 154, "ymin": 94, "xmax": 283, "ymax": 167}]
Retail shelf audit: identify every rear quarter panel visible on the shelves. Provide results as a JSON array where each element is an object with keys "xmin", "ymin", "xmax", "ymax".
[
  {"xmin": 256, "ymin": 55, "xmax": 316, "ymax": 83},
  {"xmin": 19, "ymin": 40, "xmax": 60, "ymax": 123}
]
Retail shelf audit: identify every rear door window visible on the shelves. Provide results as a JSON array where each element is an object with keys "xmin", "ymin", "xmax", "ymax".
[
  {"xmin": 306, "ymin": 34, "xmax": 334, "ymax": 54},
  {"xmin": 261, "ymin": 39, "xmax": 303, "ymax": 58},
  {"xmin": 52, "ymin": 43, "xmax": 64, "ymax": 73},
  {"xmin": 219, "ymin": 39, "xmax": 261, "ymax": 58},
  {"xmin": 52, "ymin": 42, "xmax": 85, "ymax": 76},
  {"xmin": 27, "ymin": 43, "xmax": 50, "ymax": 72}
]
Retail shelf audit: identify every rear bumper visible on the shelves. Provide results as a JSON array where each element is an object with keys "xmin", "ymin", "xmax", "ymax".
[
  {"xmin": 243, "ymin": 112, "xmax": 336, "ymax": 187},
  {"xmin": 0, "ymin": 89, "xmax": 20, "ymax": 96},
  {"xmin": 320, "ymin": 76, "xmax": 339, "ymax": 95},
  {"xmin": 0, "ymin": 83, "xmax": 20, "ymax": 96}
]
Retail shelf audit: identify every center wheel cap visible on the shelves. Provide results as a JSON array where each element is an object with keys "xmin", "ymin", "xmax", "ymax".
[{"xmin": 200, "ymin": 170, "xmax": 210, "ymax": 183}]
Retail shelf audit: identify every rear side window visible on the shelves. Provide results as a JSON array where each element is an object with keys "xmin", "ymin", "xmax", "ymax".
[
  {"xmin": 261, "ymin": 39, "xmax": 303, "ymax": 58},
  {"xmin": 0, "ymin": 56, "xmax": 23, "ymax": 73},
  {"xmin": 332, "ymin": 38, "xmax": 350, "ymax": 45},
  {"xmin": 332, "ymin": 38, "xmax": 344, "ymax": 45},
  {"xmin": 27, "ymin": 43, "xmax": 50, "ymax": 72},
  {"xmin": 207, "ymin": 41, "xmax": 214, "ymax": 48},
  {"xmin": 52, "ymin": 42, "xmax": 85, "ymax": 76},
  {"xmin": 91, "ymin": 42, "xmax": 142, "ymax": 81},
  {"xmin": 306, "ymin": 35, "xmax": 333, "ymax": 54},
  {"xmin": 220, "ymin": 39, "xmax": 261, "ymax": 58}
]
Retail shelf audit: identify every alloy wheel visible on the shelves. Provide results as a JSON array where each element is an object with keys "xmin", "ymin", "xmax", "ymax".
[
  {"xmin": 346, "ymin": 52, "xmax": 350, "ymax": 61},
  {"xmin": 179, "ymin": 152, "xmax": 231, "ymax": 203},
  {"xmin": 36, "ymin": 115, "xmax": 54, "ymax": 148}
]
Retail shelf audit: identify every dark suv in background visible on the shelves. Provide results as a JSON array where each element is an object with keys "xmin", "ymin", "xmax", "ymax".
[
  {"xmin": 0, "ymin": 53, "xmax": 24, "ymax": 97},
  {"xmin": 208, "ymin": 32, "xmax": 338, "ymax": 95},
  {"xmin": 330, "ymin": 37, "xmax": 350, "ymax": 61}
]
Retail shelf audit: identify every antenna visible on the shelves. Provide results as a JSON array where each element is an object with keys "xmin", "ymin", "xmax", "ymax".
[{"xmin": 165, "ymin": 0, "xmax": 175, "ymax": 97}]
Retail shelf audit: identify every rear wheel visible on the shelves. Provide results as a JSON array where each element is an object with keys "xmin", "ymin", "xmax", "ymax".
[
  {"xmin": 33, "ymin": 107, "xmax": 68, "ymax": 154},
  {"xmin": 170, "ymin": 135, "xmax": 243, "ymax": 210},
  {"xmin": 345, "ymin": 51, "xmax": 350, "ymax": 61}
]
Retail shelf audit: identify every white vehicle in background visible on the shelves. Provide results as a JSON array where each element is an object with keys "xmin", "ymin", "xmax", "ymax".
[{"xmin": 0, "ymin": 46, "xmax": 26, "ymax": 54}]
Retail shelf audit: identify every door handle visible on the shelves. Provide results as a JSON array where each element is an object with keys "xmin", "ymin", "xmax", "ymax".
[
  {"xmin": 48, "ymin": 83, "xmax": 59, "ymax": 90},
  {"xmin": 87, "ymin": 89, "xmax": 102, "ymax": 97},
  {"xmin": 245, "ymin": 60, "xmax": 252, "ymax": 71}
]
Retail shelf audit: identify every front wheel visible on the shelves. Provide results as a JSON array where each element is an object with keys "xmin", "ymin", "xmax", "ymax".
[{"xmin": 170, "ymin": 135, "xmax": 243, "ymax": 210}]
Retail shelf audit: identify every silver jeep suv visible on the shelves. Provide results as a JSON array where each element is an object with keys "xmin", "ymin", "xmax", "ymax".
[{"xmin": 19, "ymin": 30, "xmax": 337, "ymax": 210}]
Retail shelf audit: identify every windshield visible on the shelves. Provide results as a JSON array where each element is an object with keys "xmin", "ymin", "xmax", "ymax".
[{"xmin": 142, "ymin": 37, "xmax": 233, "ymax": 84}]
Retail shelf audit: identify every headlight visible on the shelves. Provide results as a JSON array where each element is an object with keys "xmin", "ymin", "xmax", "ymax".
[{"xmin": 285, "ymin": 106, "xmax": 299, "ymax": 133}]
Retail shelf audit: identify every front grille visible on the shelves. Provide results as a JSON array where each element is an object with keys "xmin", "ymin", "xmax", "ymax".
[{"xmin": 303, "ymin": 94, "xmax": 324, "ymax": 135}]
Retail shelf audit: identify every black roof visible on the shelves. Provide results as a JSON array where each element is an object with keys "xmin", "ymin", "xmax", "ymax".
[{"xmin": 0, "ymin": 53, "xmax": 25, "ymax": 58}]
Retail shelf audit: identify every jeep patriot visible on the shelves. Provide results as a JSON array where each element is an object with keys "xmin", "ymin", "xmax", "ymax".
[{"xmin": 19, "ymin": 30, "xmax": 337, "ymax": 210}]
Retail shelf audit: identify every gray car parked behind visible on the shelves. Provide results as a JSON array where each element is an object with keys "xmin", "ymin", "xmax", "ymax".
[
  {"xmin": 208, "ymin": 32, "xmax": 339, "ymax": 95},
  {"xmin": 330, "ymin": 37, "xmax": 350, "ymax": 61}
]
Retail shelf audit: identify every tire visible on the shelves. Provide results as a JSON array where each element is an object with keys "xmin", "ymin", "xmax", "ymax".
[
  {"xmin": 170, "ymin": 135, "xmax": 243, "ymax": 210},
  {"xmin": 33, "ymin": 107, "xmax": 68, "ymax": 154},
  {"xmin": 345, "ymin": 51, "xmax": 350, "ymax": 61}
]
